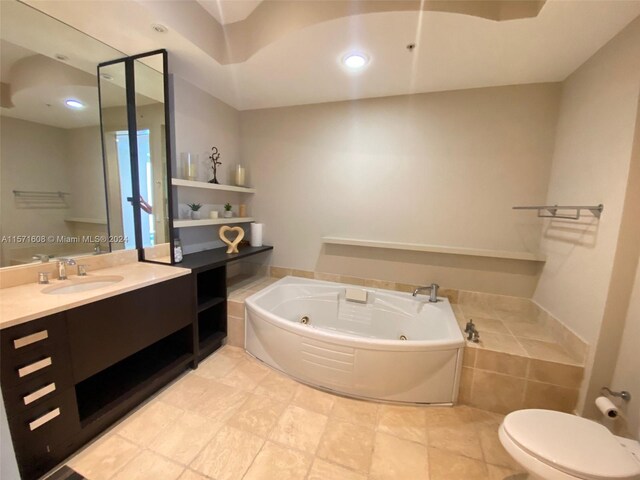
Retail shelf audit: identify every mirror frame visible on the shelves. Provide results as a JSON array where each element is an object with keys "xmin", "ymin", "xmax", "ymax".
[{"xmin": 97, "ymin": 49, "xmax": 175, "ymax": 264}]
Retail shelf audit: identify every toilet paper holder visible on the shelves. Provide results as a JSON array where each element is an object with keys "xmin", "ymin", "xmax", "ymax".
[{"xmin": 602, "ymin": 387, "xmax": 631, "ymax": 402}]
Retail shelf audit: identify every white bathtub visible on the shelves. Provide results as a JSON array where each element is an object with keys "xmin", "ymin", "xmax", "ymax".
[{"xmin": 245, "ymin": 276, "xmax": 465, "ymax": 405}]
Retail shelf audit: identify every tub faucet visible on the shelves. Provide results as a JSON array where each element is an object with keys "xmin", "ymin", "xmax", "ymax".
[
  {"xmin": 57, "ymin": 258, "xmax": 76, "ymax": 280},
  {"xmin": 465, "ymin": 319, "xmax": 480, "ymax": 343},
  {"xmin": 412, "ymin": 283, "xmax": 439, "ymax": 302}
]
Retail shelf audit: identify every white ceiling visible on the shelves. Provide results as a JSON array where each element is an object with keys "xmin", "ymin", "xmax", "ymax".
[
  {"xmin": 196, "ymin": 0, "xmax": 262, "ymax": 25},
  {"xmin": 18, "ymin": 0, "xmax": 640, "ymax": 111}
]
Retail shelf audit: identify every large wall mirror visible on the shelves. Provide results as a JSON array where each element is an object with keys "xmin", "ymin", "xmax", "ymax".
[
  {"xmin": 0, "ymin": 1, "xmax": 124, "ymax": 267},
  {"xmin": 98, "ymin": 51, "xmax": 174, "ymax": 264},
  {"xmin": 0, "ymin": 0, "xmax": 174, "ymax": 268}
]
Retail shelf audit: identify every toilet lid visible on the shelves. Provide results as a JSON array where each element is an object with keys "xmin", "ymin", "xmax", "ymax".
[{"xmin": 502, "ymin": 409, "xmax": 640, "ymax": 480}]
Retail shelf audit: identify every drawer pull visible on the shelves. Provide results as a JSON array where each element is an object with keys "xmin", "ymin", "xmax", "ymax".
[
  {"xmin": 28, "ymin": 407, "xmax": 60, "ymax": 431},
  {"xmin": 23, "ymin": 383, "xmax": 56, "ymax": 406},
  {"xmin": 13, "ymin": 330, "xmax": 49, "ymax": 349},
  {"xmin": 18, "ymin": 357, "xmax": 52, "ymax": 378}
]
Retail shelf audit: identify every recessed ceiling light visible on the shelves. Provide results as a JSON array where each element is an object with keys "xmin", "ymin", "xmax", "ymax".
[
  {"xmin": 100, "ymin": 73, "xmax": 114, "ymax": 81},
  {"xmin": 342, "ymin": 53, "xmax": 369, "ymax": 70},
  {"xmin": 151, "ymin": 23, "xmax": 168, "ymax": 33},
  {"xmin": 55, "ymin": 54, "xmax": 68, "ymax": 61},
  {"xmin": 64, "ymin": 99, "xmax": 85, "ymax": 109}
]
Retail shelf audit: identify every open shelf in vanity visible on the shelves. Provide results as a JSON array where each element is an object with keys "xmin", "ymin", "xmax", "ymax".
[
  {"xmin": 74, "ymin": 327, "xmax": 193, "ymax": 426},
  {"xmin": 179, "ymin": 244, "xmax": 273, "ymax": 362}
]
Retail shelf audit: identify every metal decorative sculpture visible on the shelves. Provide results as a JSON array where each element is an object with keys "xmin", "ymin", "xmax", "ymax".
[{"xmin": 208, "ymin": 146, "xmax": 222, "ymax": 184}]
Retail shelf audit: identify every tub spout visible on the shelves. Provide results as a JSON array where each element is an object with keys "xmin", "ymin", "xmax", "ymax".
[{"xmin": 412, "ymin": 283, "xmax": 440, "ymax": 302}]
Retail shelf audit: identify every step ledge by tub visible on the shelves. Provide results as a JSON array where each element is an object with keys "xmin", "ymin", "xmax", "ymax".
[{"xmin": 322, "ymin": 237, "xmax": 546, "ymax": 262}]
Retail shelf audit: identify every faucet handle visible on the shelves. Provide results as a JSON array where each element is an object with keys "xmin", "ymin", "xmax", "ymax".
[
  {"xmin": 38, "ymin": 272, "xmax": 50, "ymax": 284},
  {"xmin": 77, "ymin": 264, "xmax": 88, "ymax": 276},
  {"xmin": 464, "ymin": 319, "xmax": 475, "ymax": 333}
]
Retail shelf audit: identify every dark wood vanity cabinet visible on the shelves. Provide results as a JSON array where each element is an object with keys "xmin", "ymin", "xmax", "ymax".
[
  {"xmin": 0, "ymin": 275, "xmax": 194, "ymax": 480},
  {"xmin": 0, "ymin": 313, "xmax": 80, "ymax": 480},
  {"xmin": 67, "ymin": 276, "xmax": 192, "ymax": 382}
]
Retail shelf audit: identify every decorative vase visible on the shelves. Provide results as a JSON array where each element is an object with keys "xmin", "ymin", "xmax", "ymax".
[
  {"xmin": 209, "ymin": 211, "xmax": 219, "ymax": 219},
  {"xmin": 191, "ymin": 211, "xmax": 201, "ymax": 220},
  {"xmin": 223, "ymin": 210, "xmax": 233, "ymax": 218}
]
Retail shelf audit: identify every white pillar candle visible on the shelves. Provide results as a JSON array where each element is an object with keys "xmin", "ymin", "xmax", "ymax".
[
  {"xmin": 181, "ymin": 152, "xmax": 198, "ymax": 181},
  {"xmin": 250, "ymin": 223, "xmax": 263, "ymax": 247},
  {"xmin": 235, "ymin": 165, "xmax": 246, "ymax": 186}
]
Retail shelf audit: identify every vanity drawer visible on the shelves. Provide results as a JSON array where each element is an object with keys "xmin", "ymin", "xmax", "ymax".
[
  {"xmin": 8, "ymin": 388, "xmax": 80, "ymax": 458},
  {"xmin": 1, "ymin": 337, "xmax": 72, "ymax": 388},
  {"xmin": 0, "ymin": 312, "xmax": 67, "ymax": 359},
  {"xmin": 2, "ymin": 366, "xmax": 74, "ymax": 413}
]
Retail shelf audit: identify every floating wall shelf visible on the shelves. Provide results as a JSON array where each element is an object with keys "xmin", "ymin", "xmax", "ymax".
[
  {"xmin": 174, "ymin": 217, "xmax": 255, "ymax": 229},
  {"xmin": 322, "ymin": 236, "xmax": 546, "ymax": 262},
  {"xmin": 64, "ymin": 217, "xmax": 108, "ymax": 225},
  {"xmin": 172, "ymin": 178, "xmax": 256, "ymax": 194}
]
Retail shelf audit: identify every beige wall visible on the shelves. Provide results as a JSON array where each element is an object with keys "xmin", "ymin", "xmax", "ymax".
[
  {"xmin": 0, "ymin": 117, "xmax": 72, "ymax": 264},
  {"xmin": 171, "ymin": 74, "xmax": 247, "ymax": 254},
  {"xmin": 530, "ymin": 18, "xmax": 640, "ymax": 412},
  {"xmin": 611, "ymin": 260, "xmax": 640, "ymax": 439},
  {"xmin": 66, "ymin": 126, "xmax": 107, "ymax": 222},
  {"xmin": 0, "ymin": 117, "xmax": 109, "ymax": 265},
  {"xmin": 585, "ymin": 86, "xmax": 640, "ymax": 430},
  {"xmin": 240, "ymin": 83, "xmax": 560, "ymax": 296},
  {"xmin": 533, "ymin": 18, "xmax": 640, "ymax": 345}
]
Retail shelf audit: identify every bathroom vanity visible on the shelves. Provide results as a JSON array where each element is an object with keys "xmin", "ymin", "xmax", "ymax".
[
  {"xmin": 0, "ymin": 266, "xmax": 193, "ymax": 479},
  {"xmin": 0, "ymin": 246, "xmax": 272, "ymax": 479}
]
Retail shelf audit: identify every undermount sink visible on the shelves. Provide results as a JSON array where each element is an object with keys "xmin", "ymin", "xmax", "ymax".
[{"xmin": 42, "ymin": 275, "xmax": 124, "ymax": 295}]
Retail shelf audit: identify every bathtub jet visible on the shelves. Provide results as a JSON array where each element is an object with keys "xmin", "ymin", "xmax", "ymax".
[{"xmin": 245, "ymin": 276, "xmax": 465, "ymax": 405}]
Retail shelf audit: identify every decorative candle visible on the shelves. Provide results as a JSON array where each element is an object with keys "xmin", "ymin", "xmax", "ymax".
[
  {"xmin": 235, "ymin": 165, "xmax": 246, "ymax": 187},
  {"xmin": 181, "ymin": 152, "xmax": 198, "ymax": 181},
  {"xmin": 239, "ymin": 204, "xmax": 247, "ymax": 217}
]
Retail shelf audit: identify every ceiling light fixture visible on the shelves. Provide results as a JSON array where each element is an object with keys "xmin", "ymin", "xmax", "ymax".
[
  {"xmin": 64, "ymin": 99, "xmax": 85, "ymax": 109},
  {"xmin": 151, "ymin": 23, "xmax": 168, "ymax": 33},
  {"xmin": 100, "ymin": 73, "xmax": 114, "ymax": 81},
  {"xmin": 55, "ymin": 54, "xmax": 69, "ymax": 61},
  {"xmin": 342, "ymin": 53, "xmax": 369, "ymax": 70}
]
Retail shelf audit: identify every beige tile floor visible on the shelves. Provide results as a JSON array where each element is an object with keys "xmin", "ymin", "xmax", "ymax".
[{"xmin": 66, "ymin": 346, "xmax": 527, "ymax": 480}]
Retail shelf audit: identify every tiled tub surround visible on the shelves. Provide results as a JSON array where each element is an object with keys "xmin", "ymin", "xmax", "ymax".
[
  {"xmin": 227, "ymin": 269, "xmax": 586, "ymax": 415},
  {"xmin": 65, "ymin": 346, "xmax": 526, "ymax": 480}
]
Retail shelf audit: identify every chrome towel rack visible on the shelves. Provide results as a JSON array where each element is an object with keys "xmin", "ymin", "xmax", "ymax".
[
  {"xmin": 513, "ymin": 204, "xmax": 603, "ymax": 220},
  {"xmin": 13, "ymin": 190, "xmax": 70, "ymax": 198}
]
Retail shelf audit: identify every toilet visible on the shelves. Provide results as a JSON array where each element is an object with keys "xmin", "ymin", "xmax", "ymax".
[{"xmin": 499, "ymin": 409, "xmax": 640, "ymax": 480}]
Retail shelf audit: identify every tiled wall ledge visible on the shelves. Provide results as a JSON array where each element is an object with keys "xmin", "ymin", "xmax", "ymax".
[
  {"xmin": 226, "ymin": 267, "xmax": 587, "ymax": 415},
  {"xmin": 0, "ymin": 249, "xmax": 139, "ymax": 289}
]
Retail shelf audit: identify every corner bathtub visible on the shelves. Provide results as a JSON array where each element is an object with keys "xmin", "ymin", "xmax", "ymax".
[{"xmin": 245, "ymin": 276, "xmax": 465, "ymax": 404}]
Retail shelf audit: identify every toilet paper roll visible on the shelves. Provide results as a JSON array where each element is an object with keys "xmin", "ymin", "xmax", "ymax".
[
  {"xmin": 596, "ymin": 396, "xmax": 619, "ymax": 418},
  {"xmin": 250, "ymin": 223, "xmax": 263, "ymax": 247}
]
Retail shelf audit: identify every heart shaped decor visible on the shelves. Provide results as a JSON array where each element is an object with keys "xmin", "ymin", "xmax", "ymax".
[{"xmin": 219, "ymin": 225, "xmax": 244, "ymax": 253}]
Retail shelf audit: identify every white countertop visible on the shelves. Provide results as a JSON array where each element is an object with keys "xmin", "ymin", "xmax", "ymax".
[{"xmin": 0, "ymin": 262, "xmax": 191, "ymax": 330}]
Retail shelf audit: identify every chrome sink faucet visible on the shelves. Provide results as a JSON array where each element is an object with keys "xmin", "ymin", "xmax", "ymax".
[
  {"xmin": 57, "ymin": 258, "xmax": 76, "ymax": 280},
  {"xmin": 412, "ymin": 283, "xmax": 440, "ymax": 302}
]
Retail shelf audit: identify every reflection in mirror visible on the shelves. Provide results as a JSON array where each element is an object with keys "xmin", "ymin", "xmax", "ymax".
[
  {"xmin": 98, "ymin": 51, "xmax": 173, "ymax": 264},
  {"xmin": 98, "ymin": 63, "xmax": 136, "ymax": 251},
  {"xmin": 134, "ymin": 55, "xmax": 171, "ymax": 263},
  {"xmin": 0, "ymin": 1, "xmax": 126, "ymax": 268}
]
